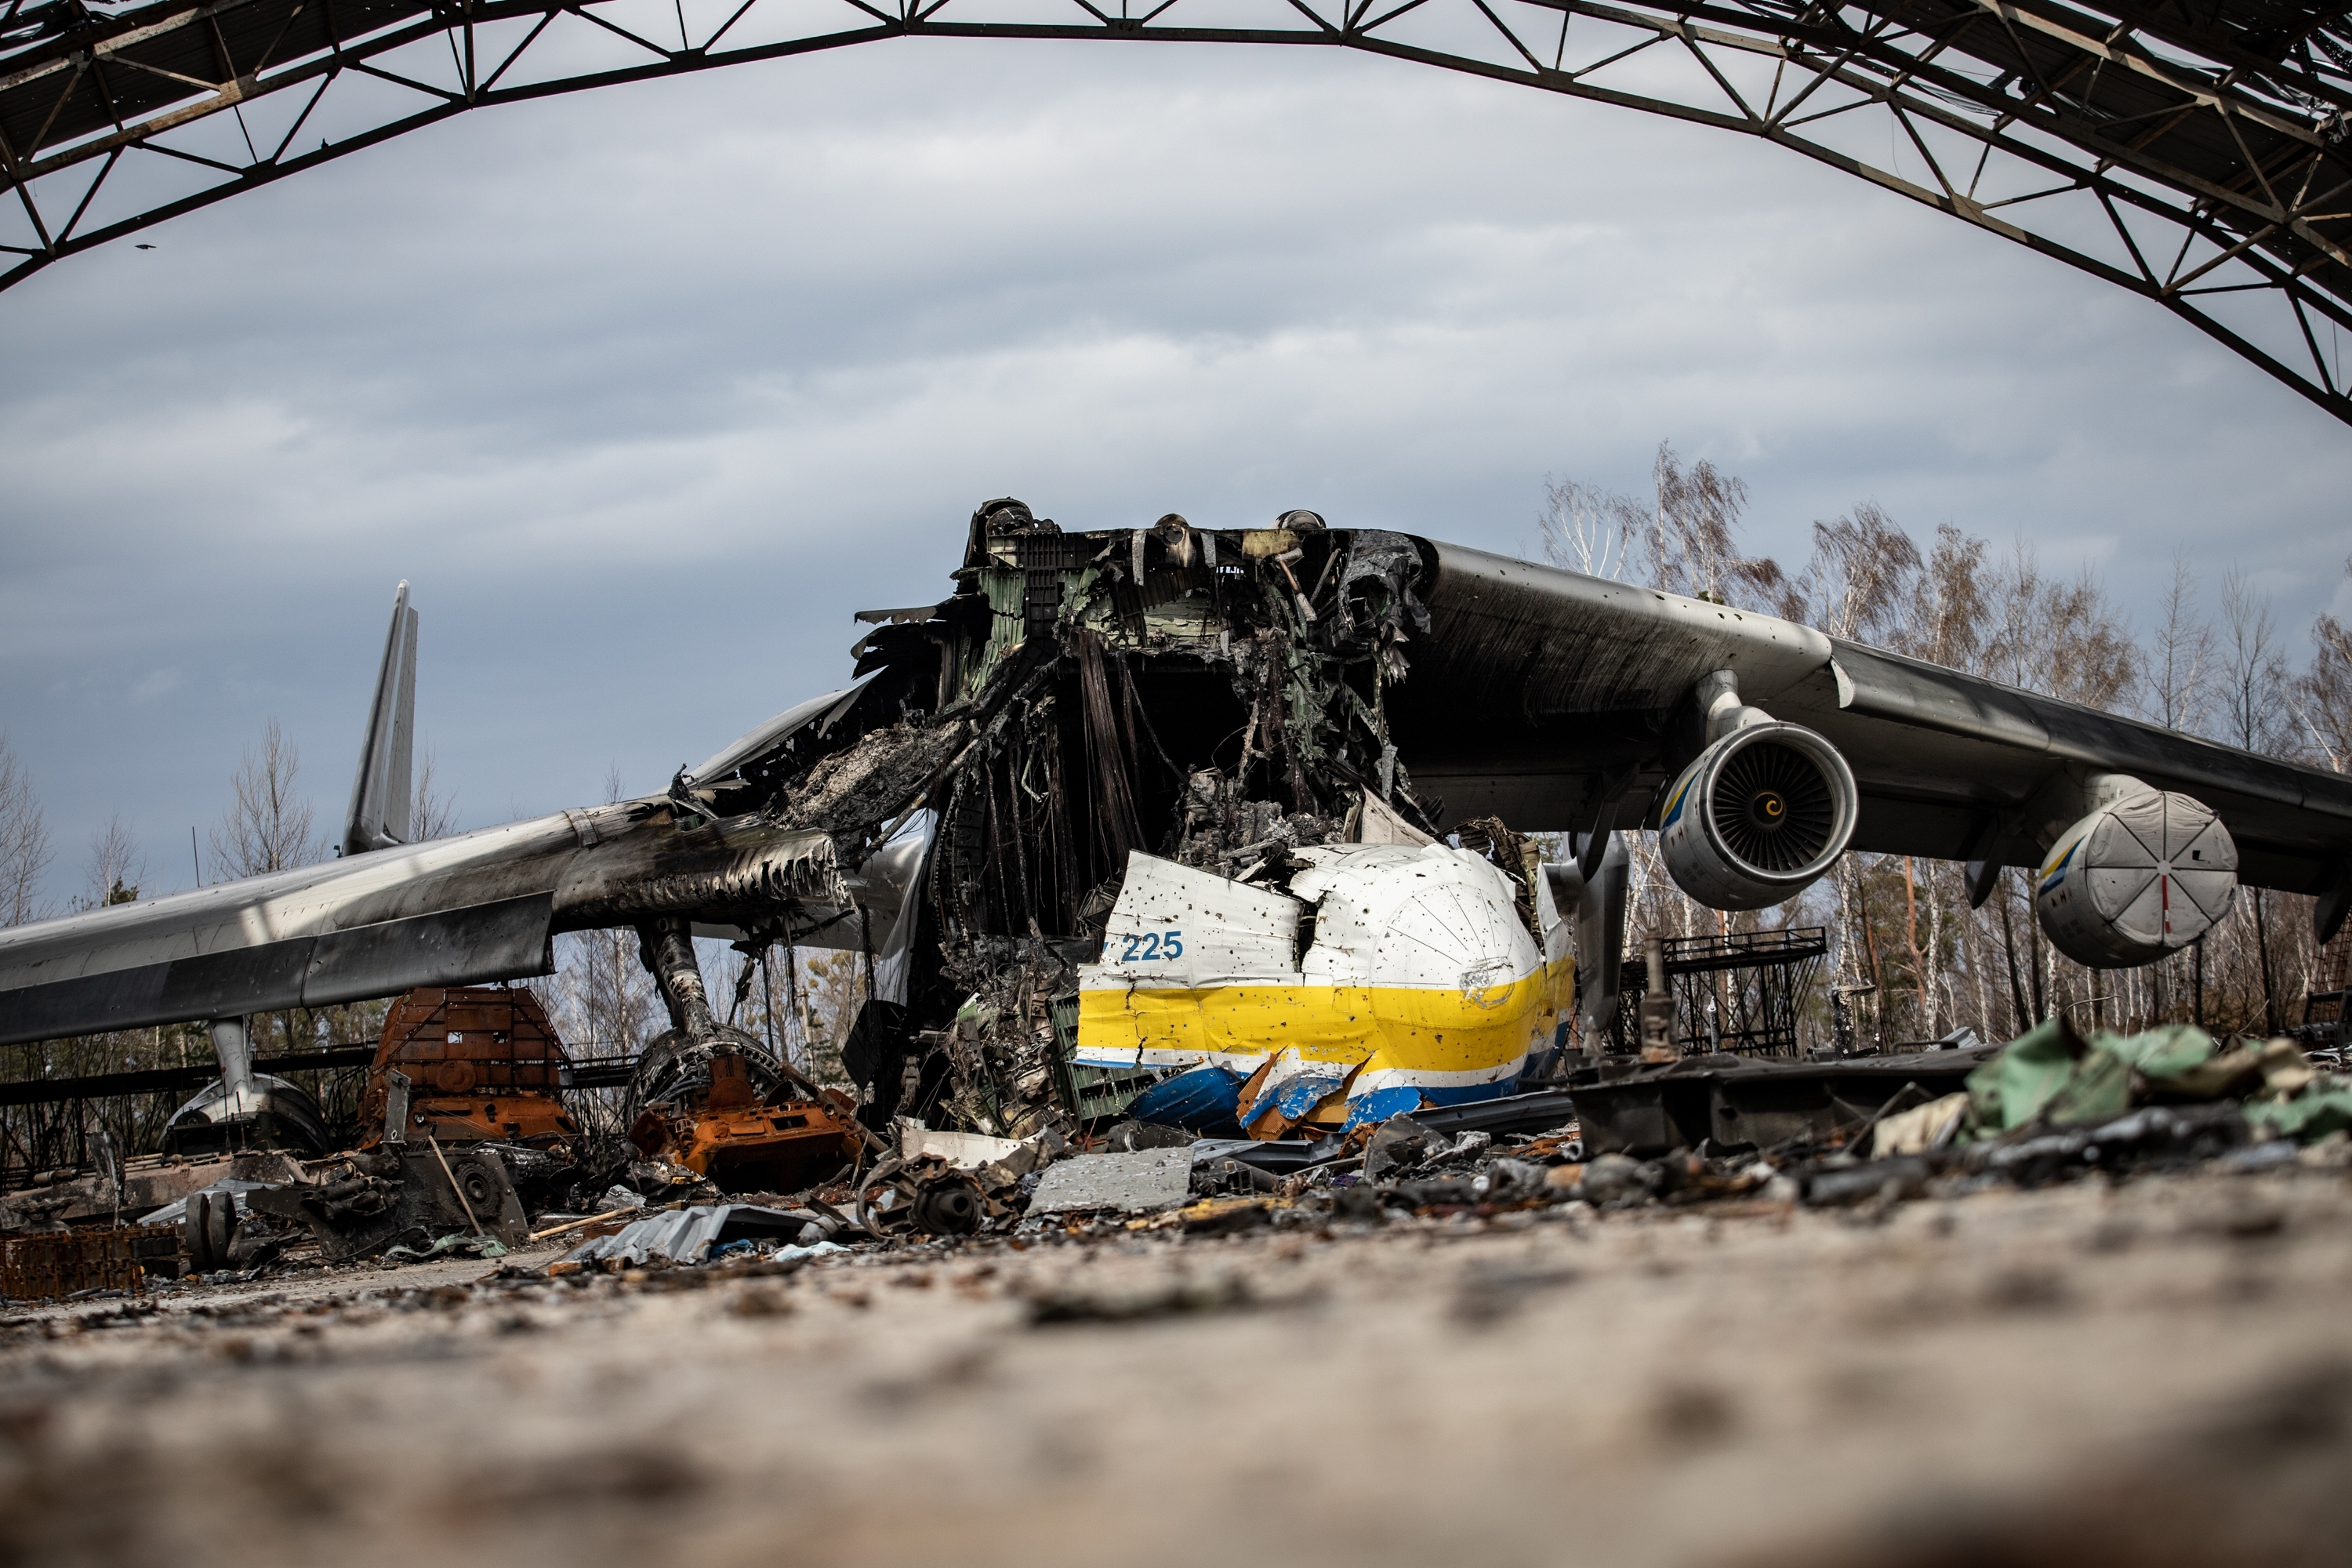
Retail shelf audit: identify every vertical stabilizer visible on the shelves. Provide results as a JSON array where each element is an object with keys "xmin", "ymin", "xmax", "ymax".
[{"xmin": 343, "ymin": 582, "xmax": 419, "ymax": 858}]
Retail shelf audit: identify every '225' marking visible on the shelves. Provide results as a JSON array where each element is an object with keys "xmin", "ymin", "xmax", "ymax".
[{"xmin": 1118, "ymin": 930, "xmax": 1184, "ymax": 961}]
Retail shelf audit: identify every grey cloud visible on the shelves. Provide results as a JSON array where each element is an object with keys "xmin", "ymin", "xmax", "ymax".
[{"xmin": 3, "ymin": 38, "xmax": 2350, "ymax": 907}]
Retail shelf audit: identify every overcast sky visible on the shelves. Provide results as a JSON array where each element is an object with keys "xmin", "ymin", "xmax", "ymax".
[{"xmin": 5, "ymin": 32, "xmax": 2350, "ymax": 911}]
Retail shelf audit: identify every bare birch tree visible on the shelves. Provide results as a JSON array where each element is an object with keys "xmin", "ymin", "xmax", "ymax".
[
  {"xmin": 1799, "ymin": 503, "xmax": 1922, "ymax": 647},
  {"xmin": 1538, "ymin": 476, "xmax": 1640, "ymax": 580},
  {"xmin": 204, "ymin": 720, "xmax": 327, "ymax": 1054},
  {"xmin": 0, "ymin": 736, "xmax": 50, "ymax": 928},
  {"xmin": 412, "ymin": 749, "xmax": 459, "ymax": 840},
  {"xmin": 78, "ymin": 816, "xmax": 143, "ymax": 911},
  {"xmin": 1786, "ymin": 504, "xmax": 1924, "ymax": 1038},
  {"xmin": 1900, "ymin": 525, "xmax": 1991, "ymax": 670},
  {"xmin": 1984, "ymin": 543, "xmax": 2138, "ymax": 710},
  {"xmin": 2291, "ymin": 569, "xmax": 2352, "ymax": 773},
  {"xmin": 1527, "ymin": 453, "xmax": 2342, "ymax": 1054},
  {"xmin": 1642, "ymin": 443, "xmax": 1790, "ymax": 611},
  {"xmin": 2216, "ymin": 569, "xmax": 2297, "ymax": 1031},
  {"xmin": 2141, "ymin": 553, "xmax": 2216, "ymax": 732},
  {"xmin": 210, "ymin": 719, "xmax": 321, "ymax": 880}
]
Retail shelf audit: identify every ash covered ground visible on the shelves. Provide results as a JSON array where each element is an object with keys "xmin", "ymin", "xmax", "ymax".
[{"xmin": 5, "ymin": 1161, "xmax": 2350, "ymax": 1568}]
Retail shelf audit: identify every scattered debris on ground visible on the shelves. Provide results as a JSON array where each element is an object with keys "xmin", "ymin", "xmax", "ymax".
[{"xmin": 5, "ymin": 506, "xmax": 2350, "ymax": 1561}]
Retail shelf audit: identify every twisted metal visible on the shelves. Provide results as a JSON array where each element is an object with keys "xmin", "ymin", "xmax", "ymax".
[{"xmin": 6, "ymin": 0, "xmax": 2352, "ymax": 422}]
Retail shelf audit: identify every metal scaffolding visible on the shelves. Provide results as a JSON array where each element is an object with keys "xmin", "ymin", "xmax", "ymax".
[
  {"xmin": 1619, "ymin": 925, "xmax": 1831, "ymax": 1057},
  {"xmin": 5, "ymin": 0, "xmax": 2352, "ymax": 424}
]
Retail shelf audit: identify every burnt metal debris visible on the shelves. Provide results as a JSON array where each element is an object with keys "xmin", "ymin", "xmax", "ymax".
[
  {"xmin": 8, "ymin": 989, "xmax": 2352, "ymax": 1298},
  {"xmin": 1573, "ymin": 1046, "xmax": 1993, "ymax": 1158},
  {"xmin": 652, "ymin": 500, "xmax": 1483, "ymax": 1149},
  {"xmin": 10, "ymin": 502, "xmax": 2352, "ymax": 1296},
  {"xmin": 245, "ymin": 1144, "xmax": 531, "ymax": 1263},
  {"xmin": 6, "ymin": 2, "xmax": 2352, "ymax": 425},
  {"xmin": 362, "ymin": 985, "xmax": 579, "ymax": 1147},
  {"xmin": 0, "ymin": 499, "xmax": 1593, "ymax": 1287},
  {"xmin": 0, "ymin": 1221, "xmax": 179, "ymax": 1298}
]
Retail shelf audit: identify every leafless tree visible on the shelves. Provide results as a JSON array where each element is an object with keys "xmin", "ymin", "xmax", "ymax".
[
  {"xmin": 1898, "ymin": 524, "xmax": 1991, "ymax": 671},
  {"xmin": 0, "ymin": 735, "xmax": 50, "ymax": 928},
  {"xmin": 204, "ymin": 721, "xmax": 328, "ymax": 1054},
  {"xmin": 2216, "ymin": 568, "xmax": 2295, "ymax": 757},
  {"xmin": 77, "ymin": 815, "xmax": 143, "ymax": 912},
  {"xmin": 1982, "ymin": 542, "xmax": 2137, "ymax": 710},
  {"xmin": 1782, "ymin": 503, "xmax": 1922, "ymax": 1029},
  {"xmin": 1894, "ymin": 525, "xmax": 1995, "ymax": 1037},
  {"xmin": 1538, "ymin": 476, "xmax": 1639, "ymax": 580},
  {"xmin": 543, "ymin": 924, "xmax": 658, "ymax": 1054},
  {"xmin": 2140, "ymin": 553, "xmax": 2216, "ymax": 733},
  {"xmin": 789, "ymin": 949, "xmax": 861, "ymax": 1087},
  {"xmin": 412, "ymin": 749, "xmax": 459, "ymax": 840},
  {"xmin": 2292, "ymin": 599, "xmax": 2352, "ymax": 775},
  {"xmin": 209, "ymin": 719, "xmax": 321, "ymax": 880},
  {"xmin": 1561, "ymin": 466, "xmax": 2344, "ymax": 1052},
  {"xmin": 2216, "ymin": 568, "xmax": 2297, "ymax": 1031},
  {"xmin": 1641, "ymin": 443, "xmax": 1791, "ymax": 612},
  {"xmin": 1884, "ymin": 524, "xmax": 1997, "ymax": 1041},
  {"xmin": 1797, "ymin": 502, "xmax": 1922, "ymax": 645}
]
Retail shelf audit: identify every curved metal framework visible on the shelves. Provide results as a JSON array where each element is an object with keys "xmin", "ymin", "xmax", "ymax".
[{"xmin": 6, "ymin": 0, "xmax": 2352, "ymax": 423}]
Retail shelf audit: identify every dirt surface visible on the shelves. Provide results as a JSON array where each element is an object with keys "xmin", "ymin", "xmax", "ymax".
[{"xmin": 4, "ymin": 1166, "xmax": 2350, "ymax": 1567}]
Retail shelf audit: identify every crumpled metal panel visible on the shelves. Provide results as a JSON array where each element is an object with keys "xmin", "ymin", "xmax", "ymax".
[
  {"xmin": 562, "ymin": 1203, "xmax": 826, "ymax": 1267},
  {"xmin": 1025, "ymin": 1149, "xmax": 1196, "ymax": 1216}
]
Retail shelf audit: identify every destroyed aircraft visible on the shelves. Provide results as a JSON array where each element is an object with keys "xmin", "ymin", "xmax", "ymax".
[{"xmin": 2, "ymin": 500, "xmax": 2350, "ymax": 1160}]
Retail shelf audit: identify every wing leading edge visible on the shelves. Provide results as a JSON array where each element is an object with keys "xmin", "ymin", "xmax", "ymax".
[{"xmin": 1385, "ymin": 539, "xmax": 2352, "ymax": 906}]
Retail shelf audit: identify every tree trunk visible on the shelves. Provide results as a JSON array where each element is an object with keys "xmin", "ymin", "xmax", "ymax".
[
  {"xmin": 1998, "ymin": 877, "xmax": 2031, "ymax": 1030},
  {"xmin": 2252, "ymin": 888, "xmax": 2278, "ymax": 1035},
  {"xmin": 1901, "ymin": 857, "xmax": 1942, "ymax": 1037},
  {"xmin": 2025, "ymin": 870, "xmax": 2047, "ymax": 1022},
  {"xmin": 1963, "ymin": 891, "xmax": 1995, "ymax": 1040}
]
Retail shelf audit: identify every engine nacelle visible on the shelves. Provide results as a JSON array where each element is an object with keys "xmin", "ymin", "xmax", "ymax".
[
  {"xmin": 1658, "ymin": 724, "xmax": 1859, "ymax": 910},
  {"xmin": 2034, "ymin": 789, "xmax": 2237, "ymax": 967}
]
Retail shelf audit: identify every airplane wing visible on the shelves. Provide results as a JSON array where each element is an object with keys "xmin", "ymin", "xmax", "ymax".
[
  {"xmin": 0, "ymin": 797, "xmax": 941, "ymax": 1048},
  {"xmin": 1388, "ymin": 539, "xmax": 2352, "ymax": 908},
  {"xmin": 6, "ymin": 523, "xmax": 2345, "ymax": 1057},
  {"xmin": 0, "ymin": 587, "xmax": 922, "ymax": 1048}
]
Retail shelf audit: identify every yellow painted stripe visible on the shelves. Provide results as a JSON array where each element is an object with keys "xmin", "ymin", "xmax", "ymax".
[{"xmin": 1078, "ymin": 960, "xmax": 1573, "ymax": 1076}]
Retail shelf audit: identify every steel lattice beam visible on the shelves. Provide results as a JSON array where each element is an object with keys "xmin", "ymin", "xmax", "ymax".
[{"xmin": 5, "ymin": 0, "xmax": 2352, "ymax": 423}]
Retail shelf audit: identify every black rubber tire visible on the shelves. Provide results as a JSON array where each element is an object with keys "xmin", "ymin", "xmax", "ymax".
[
  {"xmin": 183, "ymin": 1193, "xmax": 214, "ymax": 1272},
  {"xmin": 204, "ymin": 1191, "xmax": 236, "ymax": 1269}
]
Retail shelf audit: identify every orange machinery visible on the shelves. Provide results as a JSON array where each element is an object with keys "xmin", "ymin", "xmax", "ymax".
[
  {"xmin": 361, "ymin": 985, "xmax": 581, "ymax": 1146},
  {"xmin": 627, "ymin": 1053, "xmax": 863, "ymax": 1194}
]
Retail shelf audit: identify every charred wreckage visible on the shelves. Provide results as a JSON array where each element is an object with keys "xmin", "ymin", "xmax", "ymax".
[{"xmin": 4, "ymin": 499, "xmax": 2351, "ymax": 1280}]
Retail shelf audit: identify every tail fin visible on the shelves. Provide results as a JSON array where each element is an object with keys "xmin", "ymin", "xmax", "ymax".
[{"xmin": 343, "ymin": 581, "xmax": 418, "ymax": 858}]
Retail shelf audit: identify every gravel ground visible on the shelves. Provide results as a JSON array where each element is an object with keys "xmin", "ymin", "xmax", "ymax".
[{"xmin": 3, "ymin": 1165, "xmax": 2349, "ymax": 1567}]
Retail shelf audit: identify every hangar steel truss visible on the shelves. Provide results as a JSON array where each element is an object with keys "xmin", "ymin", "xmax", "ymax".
[{"xmin": 5, "ymin": 0, "xmax": 2352, "ymax": 424}]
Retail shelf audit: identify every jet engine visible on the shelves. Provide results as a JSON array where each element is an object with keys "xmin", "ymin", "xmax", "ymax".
[
  {"xmin": 1658, "ymin": 723, "xmax": 1859, "ymax": 910},
  {"xmin": 2034, "ymin": 786, "xmax": 2237, "ymax": 967}
]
